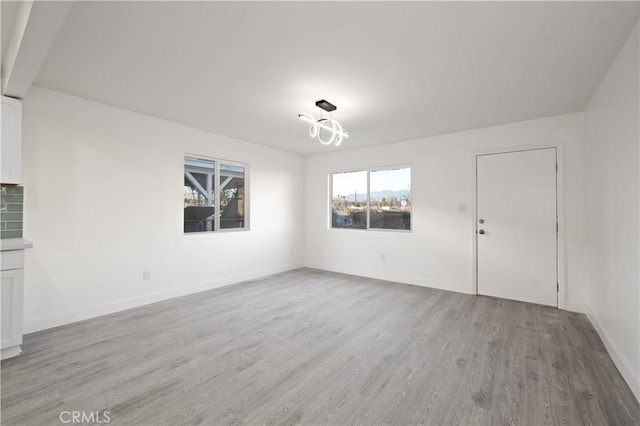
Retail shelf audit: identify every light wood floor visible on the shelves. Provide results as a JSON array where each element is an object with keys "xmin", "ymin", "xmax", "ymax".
[{"xmin": 2, "ymin": 268, "xmax": 639, "ymax": 425}]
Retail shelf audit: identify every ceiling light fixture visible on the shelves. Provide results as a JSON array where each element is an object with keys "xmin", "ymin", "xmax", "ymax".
[{"xmin": 298, "ymin": 99, "xmax": 349, "ymax": 146}]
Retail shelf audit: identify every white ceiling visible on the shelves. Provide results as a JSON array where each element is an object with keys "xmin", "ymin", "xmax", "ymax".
[
  {"xmin": 12, "ymin": 2, "xmax": 640, "ymax": 154},
  {"xmin": 0, "ymin": 1, "xmax": 19, "ymax": 63}
]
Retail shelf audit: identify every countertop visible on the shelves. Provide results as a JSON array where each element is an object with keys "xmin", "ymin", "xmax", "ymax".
[{"xmin": 0, "ymin": 238, "xmax": 33, "ymax": 251}]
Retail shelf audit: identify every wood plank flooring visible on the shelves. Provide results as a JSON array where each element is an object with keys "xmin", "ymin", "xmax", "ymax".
[{"xmin": 2, "ymin": 268, "xmax": 639, "ymax": 425}]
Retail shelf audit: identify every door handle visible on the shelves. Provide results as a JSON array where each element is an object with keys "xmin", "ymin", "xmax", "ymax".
[{"xmin": 478, "ymin": 229, "xmax": 485, "ymax": 235}]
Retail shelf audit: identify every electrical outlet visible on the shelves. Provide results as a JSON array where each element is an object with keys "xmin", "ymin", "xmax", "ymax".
[
  {"xmin": 143, "ymin": 270, "xmax": 151, "ymax": 280},
  {"xmin": 380, "ymin": 253, "xmax": 386, "ymax": 261}
]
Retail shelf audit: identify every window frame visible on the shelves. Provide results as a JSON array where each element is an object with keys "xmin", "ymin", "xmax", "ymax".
[
  {"xmin": 329, "ymin": 164, "xmax": 412, "ymax": 233},
  {"xmin": 183, "ymin": 154, "xmax": 250, "ymax": 234}
]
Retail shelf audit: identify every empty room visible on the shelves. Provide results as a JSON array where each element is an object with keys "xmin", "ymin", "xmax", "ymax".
[{"xmin": 0, "ymin": 1, "xmax": 639, "ymax": 425}]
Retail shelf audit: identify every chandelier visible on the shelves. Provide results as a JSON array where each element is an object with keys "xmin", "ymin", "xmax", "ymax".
[{"xmin": 298, "ymin": 99, "xmax": 349, "ymax": 146}]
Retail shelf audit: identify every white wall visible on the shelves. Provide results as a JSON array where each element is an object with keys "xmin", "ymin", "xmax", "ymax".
[
  {"xmin": 304, "ymin": 113, "xmax": 587, "ymax": 310},
  {"xmin": 21, "ymin": 87, "xmax": 304, "ymax": 333},
  {"xmin": 584, "ymin": 21, "xmax": 639, "ymax": 400}
]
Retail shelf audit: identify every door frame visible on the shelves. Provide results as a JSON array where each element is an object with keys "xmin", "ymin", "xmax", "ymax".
[{"xmin": 471, "ymin": 141, "xmax": 566, "ymax": 309}]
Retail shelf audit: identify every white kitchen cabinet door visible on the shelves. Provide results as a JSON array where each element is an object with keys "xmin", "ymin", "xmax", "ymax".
[
  {"xmin": 1, "ymin": 268, "xmax": 24, "ymax": 359},
  {"xmin": 1, "ymin": 96, "xmax": 22, "ymax": 184}
]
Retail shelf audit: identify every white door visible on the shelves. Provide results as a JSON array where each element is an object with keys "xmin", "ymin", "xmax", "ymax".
[{"xmin": 476, "ymin": 148, "xmax": 557, "ymax": 307}]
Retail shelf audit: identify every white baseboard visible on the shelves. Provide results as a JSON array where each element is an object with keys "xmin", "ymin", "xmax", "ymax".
[
  {"xmin": 584, "ymin": 303, "xmax": 640, "ymax": 402},
  {"xmin": 303, "ymin": 261, "xmax": 472, "ymax": 295},
  {"xmin": 564, "ymin": 301, "xmax": 586, "ymax": 313},
  {"xmin": 1, "ymin": 345, "xmax": 22, "ymax": 360},
  {"xmin": 24, "ymin": 263, "xmax": 302, "ymax": 334}
]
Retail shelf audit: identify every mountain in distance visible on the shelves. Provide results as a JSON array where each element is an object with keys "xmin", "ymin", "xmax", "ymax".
[{"xmin": 342, "ymin": 189, "xmax": 409, "ymax": 202}]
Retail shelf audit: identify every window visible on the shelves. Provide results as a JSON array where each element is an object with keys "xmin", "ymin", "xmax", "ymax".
[
  {"xmin": 331, "ymin": 166, "xmax": 411, "ymax": 231},
  {"xmin": 219, "ymin": 163, "xmax": 246, "ymax": 229},
  {"xmin": 184, "ymin": 156, "xmax": 247, "ymax": 233},
  {"xmin": 369, "ymin": 168, "xmax": 411, "ymax": 230},
  {"xmin": 331, "ymin": 171, "xmax": 367, "ymax": 229}
]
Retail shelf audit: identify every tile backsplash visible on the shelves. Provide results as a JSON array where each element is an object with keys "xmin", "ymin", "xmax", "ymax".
[{"xmin": 0, "ymin": 185, "xmax": 23, "ymax": 239}]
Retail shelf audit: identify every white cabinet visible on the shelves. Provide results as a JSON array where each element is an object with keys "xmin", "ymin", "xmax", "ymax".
[
  {"xmin": 1, "ymin": 250, "xmax": 25, "ymax": 359},
  {"xmin": 1, "ymin": 96, "xmax": 22, "ymax": 184}
]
